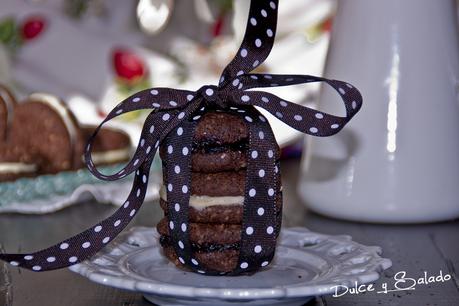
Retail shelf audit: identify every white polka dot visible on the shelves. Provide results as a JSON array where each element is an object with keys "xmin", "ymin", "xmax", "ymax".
[
  {"xmin": 249, "ymin": 188, "xmax": 256, "ymax": 197},
  {"xmin": 168, "ymin": 145, "xmax": 173, "ymax": 154},
  {"xmin": 346, "ymin": 83, "xmax": 353, "ymax": 88},
  {"xmin": 254, "ymin": 245, "xmax": 262, "ymax": 253},
  {"xmin": 309, "ymin": 127, "xmax": 319, "ymax": 133},
  {"xmin": 181, "ymin": 223, "xmax": 187, "ymax": 232},
  {"xmin": 114, "ymin": 220, "xmax": 121, "ymax": 227},
  {"xmin": 133, "ymin": 159, "xmax": 139, "ymax": 166},
  {"xmin": 240, "ymin": 49, "xmax": 248, "ymax": 57},
  {"xmin": 275, "ymin": 112, "xmax": 283, "ymax": 118},
  {"xmin": 259, "ymin": 169, "xmax": 265, "ymax": 177},
  {"xmin": 175, "ymin": 127, "xmax": 183, "ymax": 136},
  {"xmin": 152, "ymin": 103, "xmax": 160, "ymax": 108},
  {"xmin": 237, "ymin": 70, "xmax": 244, "ymax": 76},
  {"xmin": 245, "ymin": 116, "xmax": 253, "ymax": 122},
  {"xmin": 169, "ymin": 221, "xmax": 174, "ymax": 230},
  {"xmin": 146, "ymin": 146, "xmax": 151, "ymax": 154},
  {"xmin": 331, "ymin": 124, "xmax": 339, "ymax": 129},
  {"xmin": 268, "ymin": 188, "xmax": 275, "ymax": 196},
  {"xmin": 267, "ymin": 29, "xmax": 273, "ymax": 37},
  {"xmin": 69, "ymin": 256, "xmax": 78, "ymax": 263},
  {"xmin": 182, "ymin": 185, "xmax": 188, "ymax": 193},
  {"xmin": 205, "ymin": 88, "xmax": 214, "ymax": 96},
  {"xmin": 179, "ymin": 257, "xmax": 185, "ymax": 264},
  {"xmin": 130, "ymin": 209, "xmax": 136, "ymax": 217},
  {"xmin": 191, "ymin": 258, "xmax": 198, "ymax": 265},
  {"xmin": 232, "ymin": 79, "xmax": 240, "ymax": 87},
  {"xmin": 24, "ymin": 255, "xmax": 33, "ymax": 260},
  {"xmin": 32, "ymin": 265, "xmax": 42, "ymax": 271},
  {"xmin": 167, "ymin": 183, "xmax": 173, "ymax": 192},
  {"xmin": 264, "ymin": 75, "xmax": 273, "ymax": 79},
  {"xmin": 116, "ymin": 109, "xmax": 123, "ymax": 115},
  {"xmin": 240, "ymin": 262, "xmax": 249, "ymax": 269},
  {"xmin": 270, "ymin": 1, "xmax": 276, "ymax": 9},
  {"xmin": 250, "ymin": 17, "xmax": 257, "ymax": 26},
  {"xmin": 268, "ymin": 150, "xmax": 274, "ymax": 158},
  {"xmin": 10, "ymin": 261, "xmax": 19, "ymax": 266},
  {"xmin": 241, "ymin": 95, "xmax": 250, "ymax": 102},
  {"xmin": 150, "ymin": 89, "xmax": 159, "ymax": 95},
  {"xmin": 246, "ymin": 227, "xmax": 254, "ymax": 235},
  {"xmin": 258, "ymin": 131, "xmax": 265, "ymax": 139},
  {"xmin": 251, "ymin": 75, "xmax": 259, "ymax": 80},
  {"xmin": 169, "ymin": 100, "xmax": 177, "ymax": 106},
  {"xmin": 261, "ymin": 97, "xmax": 269, "ymax": 103},
  {"xmin": 255, "ymin": 39, "xmax": 262, "ymax": 47},
  {"xmin": 259, "ymin": 116, "xmax": 267, "ymax": 122},
  {"xmin": 220, "ymin": 76, "xmax": 225, "ymax": 83},
  {"xmin": 174, "ymin": 203, "xmax": 180, "ymax": 212},
  {"xmin": 102, "ymin": 237, "xmax": 110, "ymax": 244},
  {"xmin": 237, "ymin": 109, "xmax": 245, "ymax": 113},
  {"xmin": 294, "ymin": 115, "xmax": 303, "ymax": 121},
  {"xmin": 257, "ymin": 207, "xmax": 265, "ymax": 216},
  {"xmin": 174, "ymin": 165, "xmax": 181, "ymax": 174},
  {"xmin": 267, "ymin": 226, "xmax": 274, "ymax": 234},
  {"xmin": 178, "ymin": 241, "xmax": 184, "ymax": 249},
  {"xmin": 132, "ymin": 97, "xmax": 140, "ymax": 102},
  {"xmin": 162, "ymin": 113, "xmax": 170, "ymax": 121},
  {"xmin": 47, "ymin": 257, "xmax": 56, "ymax": 263},
  {"xmin": 251, "ymin": 151, "xmax": 258, "ymax": 159},
  {"xmin": 140, "ymin": 139, "xmax": 145, "ymax": 147},
  {"xmin": 136, "ymin": 188, "xmax": 141, "ymax": 197},
  {"xmin": 178, "ymin": 112, "xmax": 185, "ymax": 119},
  {"xmin": 352, "ymin": 101, "xmax": 357, "ymax": 109},
  {"xmin": 253, "ymin": 60, "xmax": 260, "ymax": 67},
  {"xmin": 339, "ymin": 88, "xmax": 346, "ymax": 95},
  {"xmin": 315, "ymin": 113, "xmax": 324, "ymax": 119},
  {"xmin": 155, "ymin": 140, "xmax": 159, "ymax": 148},
  {"xmin": 238, "ymin": 83, "xmax": 243, "ymax": 90},
  {"xmin": 193, "ymin": 115, "xmax": 201, "ymax": 121},
  {"xmin": 198, "ymin": 270, "xmax": 205, "ymax": 274},
  {"xmin": 60, "ymin": 243, "xmax": 69, "ymax": 250},
  {"xmin": 82, "ymin": 242, "xmax": 91, "ymax": 249},
  {"xmin": 280, "ymin": 101, "xmax": 288, "ymax": 107},
  {"xmin": 261, "ymin": 9, "xmax": 267, "ymax": 17},
  {"xmin": 261, "ymin": 261, "xmax": 269, "ymax": 267},
  {"xmin": 142, "ymin": 175, "xmax": 147, "ymax": 184},
  {"xmin": 182, "ymin": 147, "xmax": 189, "ymax": 156}
]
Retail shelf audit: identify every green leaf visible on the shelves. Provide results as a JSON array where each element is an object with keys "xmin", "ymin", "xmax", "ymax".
[{"xmin": 0, "ymin": 17, "xmax": 16, "ymax": 44}]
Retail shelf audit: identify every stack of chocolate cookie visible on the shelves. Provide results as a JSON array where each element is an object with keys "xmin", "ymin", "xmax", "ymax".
[{"xmin": 158, "ymin": 110, "xmax": 282, "ymax": 273}]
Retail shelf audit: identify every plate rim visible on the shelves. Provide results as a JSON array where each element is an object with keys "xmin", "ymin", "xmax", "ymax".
[{"xmin": 70, "ymin": 227, "xmax": 392, "ymax": 300}]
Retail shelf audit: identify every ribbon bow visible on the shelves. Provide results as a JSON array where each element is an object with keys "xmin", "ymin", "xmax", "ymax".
[{"xmin": 0, "ymin": 0, "xmax": 361, "ymax": 275}]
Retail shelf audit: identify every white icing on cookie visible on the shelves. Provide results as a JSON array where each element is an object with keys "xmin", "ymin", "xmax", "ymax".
[
  {"xmin": 86, "ymin": 148, "xmax": 130, "ymax": 165},
  {"xmin": 0, "ymin": 87, "xmax": 15, "ymax": 130},
  {"xmin": 160, "ymin": 185, "xmax": 243, "ymax": 210},
  {"xmin": 0, "ymin": 163, "xmax": 36, "ymax": 174},
  {"xmin": 29, "ymin": 93, "xmax": 78, "ymax": 150}
]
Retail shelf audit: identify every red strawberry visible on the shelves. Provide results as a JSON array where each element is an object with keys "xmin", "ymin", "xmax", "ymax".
[
  {"xmin": 21, "ymin": 15, "xmax": 46, "ymax": 40},
  {"xmin": 112, "ymin": 48, "xmax": 148, "ymax": 82},
  {"xmin": 211, "ymin": 14, "xmax": 225, "ymax": 38}
]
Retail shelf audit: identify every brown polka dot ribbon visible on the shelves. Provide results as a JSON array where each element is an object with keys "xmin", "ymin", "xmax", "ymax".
[{"xmin": 0, "ymin": 0, "xmax": 362, "ymax": 275}]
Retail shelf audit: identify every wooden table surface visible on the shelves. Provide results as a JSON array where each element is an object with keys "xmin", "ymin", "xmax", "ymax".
[{"xmin": 0, "ymin": 158, "xmax": 458, "ymax": 306}]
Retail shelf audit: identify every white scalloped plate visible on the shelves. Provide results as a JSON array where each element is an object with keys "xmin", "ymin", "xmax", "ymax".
[{"xmin": 70, "ymin": 227, "xmax": 391, "ymax": 306}]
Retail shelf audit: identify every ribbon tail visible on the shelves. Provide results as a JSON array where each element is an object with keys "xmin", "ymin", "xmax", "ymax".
[{"xmin": 0, "ymin": 158, "xmax": 154, "ymax": 272}]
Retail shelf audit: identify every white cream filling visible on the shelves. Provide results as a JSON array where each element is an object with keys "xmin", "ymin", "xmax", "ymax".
[
  {"xmin": 0, "ymin": 163, "xmax": 36, "ymax": 174},
  {"xmin": 29, "ymin": 93, "xmax": 77, "ymax": 148},
  {"xmin": 160, "ymin": 186, "xmax": 243, "ymax": 210},
  {"xmin": 0, "ymin": 87, "xmax": 14, "ymax": 128},
  {"xmin": 85, "ymin": 148, "xmax": 130, "ymax": 165}
]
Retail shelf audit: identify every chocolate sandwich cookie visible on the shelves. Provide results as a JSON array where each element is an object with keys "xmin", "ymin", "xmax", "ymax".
[
  {"xmin": 0, "ymin": 85, "xmax": 16, "ymax": 141},
  {"xmin": 10, "ymin": 93, "xmax": 84, "ymax": 174},
  {"xmin": 158, "ymin": 108, "xmax": 282, "ymax": 273},
  {"xmin": 0, "ymin": 145, "xmax": 39, "ymax": 182},
  {"xmin": 77, "ymin": 126, "xmax": 131, "ymax": 168}
]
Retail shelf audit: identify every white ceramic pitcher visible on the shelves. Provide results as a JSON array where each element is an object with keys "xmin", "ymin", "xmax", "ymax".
[{"xmin": 299, "ymin": 0, "xmax": 459, "ymax": 223}]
